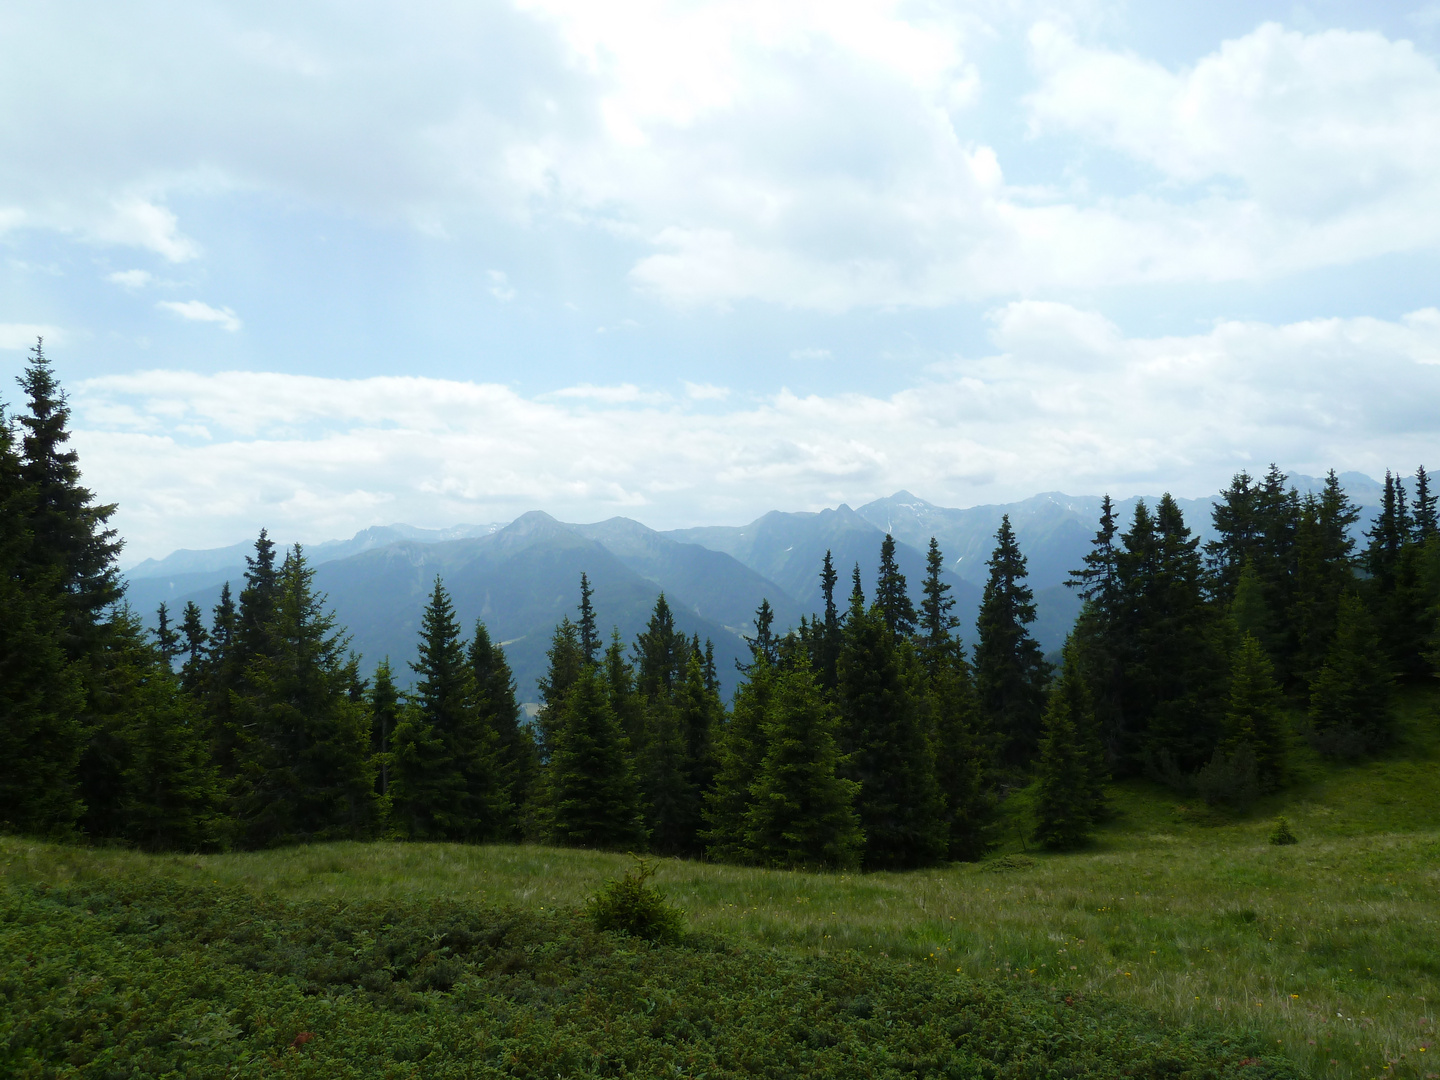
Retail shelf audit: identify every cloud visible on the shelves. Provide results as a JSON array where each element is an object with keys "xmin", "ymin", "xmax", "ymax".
[
  {"xmin": 683, "ymin": 381, "xmax": 729, "ymax": 401},
  {"xmin": 3, "ymin": 6, "xmax": 1440, "ymax": 317},
  {"xmin": 790, "ymin": 347, "xmax": 832, "ymax": 361},
  {"xmin": 157, "ymin": 301, "xmax": 242, "ymax": 333},
  {"xmin": 487, "ymin": 269, "xmax": 516, "ymax": 302},
  {"xmin": 71, "ymin": 303, "xmax": 1440, "ymax": 560},
  {"xmin": 0, "ymin": 324, "xmax": 62, "ymax": 349},
  {"xmin": 107, "ymin": 269, "xmax": 153, "ymax": 289}
]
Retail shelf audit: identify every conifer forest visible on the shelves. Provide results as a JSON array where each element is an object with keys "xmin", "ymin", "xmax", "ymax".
[{"xmin": 5, "ymin": 341, "xmax": 1435, "ymax": 871}]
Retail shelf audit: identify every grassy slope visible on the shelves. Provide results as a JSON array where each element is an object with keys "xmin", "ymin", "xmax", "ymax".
[{"xmin": 5, "ymin": 687, "xmax": 1439, "ymax": 1078}]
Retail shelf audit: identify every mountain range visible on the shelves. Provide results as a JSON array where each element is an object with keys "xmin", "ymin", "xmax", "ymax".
[{"xmin": 125, "ymin": 473, "xmax": 1391, "ymax": 704}]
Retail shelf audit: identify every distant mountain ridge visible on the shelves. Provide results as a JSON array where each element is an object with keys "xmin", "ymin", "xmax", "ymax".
[{"xmin": 126, "ymin": 472, "xmax": 1394, "ymax": 701}]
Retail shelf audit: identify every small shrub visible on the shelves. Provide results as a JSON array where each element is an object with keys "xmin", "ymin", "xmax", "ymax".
[
  {"xmin": 1269, "ymin": 816, "xmax": 1298, "ymax": 845},
  {"xmin": 584, "ymin": 856, "xmax": 686, "ymax": 944}
]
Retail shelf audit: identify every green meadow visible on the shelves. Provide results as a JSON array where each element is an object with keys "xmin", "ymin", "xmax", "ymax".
[{"xmin": 6, "ymin": 685, "xmax": 1439, "ymax": 1078}]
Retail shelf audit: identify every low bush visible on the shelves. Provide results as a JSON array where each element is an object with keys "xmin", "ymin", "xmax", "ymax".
[
  {"xmin": 0, "ymin": 876, "xmax": 1309, "ymax": 1079},
  {"xmin": 584, "ymin": 854, "xmax": 686, "ymax": 943}
]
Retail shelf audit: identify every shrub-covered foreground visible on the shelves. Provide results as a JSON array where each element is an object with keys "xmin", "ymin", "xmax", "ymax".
[{"xmin": 1, "ymin": 877, "xmax": 1305, "ymax": 1079}]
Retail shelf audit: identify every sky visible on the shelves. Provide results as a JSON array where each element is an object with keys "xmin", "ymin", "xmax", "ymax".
[{"xmin": 2, "ymin": 0, "xmax": 1439, "ymax": 563}]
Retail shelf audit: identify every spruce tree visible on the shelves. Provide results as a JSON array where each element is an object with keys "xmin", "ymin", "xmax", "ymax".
[
  {"xmin": 745, "ymin": 664, "xmax": 863, "ymax": 870},
  {"xmin": 155, "ymin": 602, "xmax": 180, "ymax": 667},
  {"xmin": 0, "ymin": 406, "xmax": 85, "ymax": 836},
  {"xmin": 876, "ymin": 533, "xmax": 918, "ymax": 640},
  {"xmin": 973, "ymin": 514, "xmax": 1049, "ymax": 768},
  {"xmin": 1223, "ymin": 634, "xmax": 1288, "ymax": 790},
  {"xmin": 542, "ymin": 665, "xmax": 646, "ymax": 849},
  {"xmin": 1365, "ymin": 471, "xmax": 1430, "ymax": 675},
  {"xmin": 1289, "ymin": 476, "xmax": 1360, "ymax": 680},
  {"xmin": 637, "ymin": 692, "xmax": 697, "ymax": 854},
  {"xmin": 814, "ymin": 549, "xmax": 841, "ymax": 692},
  {"xmin": 99, "ymin": 608, "xmax": 226, "ymax": 851},
  {"xmin": 369, "ymin": 659, "xmax": 401, "ymax": 798},
  {"xmin": 1308, "ymin": 592, "xmax": 1395, "ymax": 750},
  {"xmin": 234, "ymin": 546, "xmax": 379, "ymax": 846},
  {"xmin": 536, "ymin": 618, "xmax": 583, "ymax": 758},
  {"xmin": 391, "ymin": 576, "xmax": 507, "ymax": 841},
  {"xmin": 178, "ymin": 600, "xmax": 209, "ymax": 692},
  {"xmin": 926, "ymin": 645, "xmax": 992, "ymax": 861},
  {"xmin": 920, "ymin": 537, "xmax": 959, "ymax": 667},
  {"xmin": 676, "ymin": 650, "xmax": 720, "ymax": 812},
  {"xmin": 1032, "ymin": 681, "xmax": 1092, "ymax": 851},
  {"xmin": 603, "ymin": 627, "xmax": 645, "ymax": 750},
  {"xmin": 1066, "ymin": 496, "xmax": 1124, "ymax": 771},
  {"xmin": 704, "ymin": 656, "xmax": 773, "ymax": 862},
  {"xmin": 15, "ymin": 339, "xmax": 123, "ymax": 656},
  {"xmin": 1205, "ymin": 471, "xmax": 1260, "ymax": 599},
  {"xmin": 634, "ymin": 593, "xmax": 688, "ymax": 697},
  {"xmin": 1126, "ymin": 496, "xmax": 1224, "ymax": 770},
  {"xmin": 1414, "ymin": 465, "xmax": 1437, "ymax": 543},
  {"xmin": 470, "ymin": 621, "xmax": 537, "ymax": 831},
  {"xmin": 577, "ymin": 572, "xmax": 600, "ymax": 664},
  {"xmin": 741, "ymin": 597, "xmax": 779, "ymax": 671},
  {"xmin": 837, "ymin": 593, "xmax": 946, "ymax": 869}
]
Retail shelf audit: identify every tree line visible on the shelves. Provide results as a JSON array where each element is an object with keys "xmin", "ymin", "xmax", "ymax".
[{"xmin": 3, "ymin": 343, "xmax": 1437, "ymax": 865}]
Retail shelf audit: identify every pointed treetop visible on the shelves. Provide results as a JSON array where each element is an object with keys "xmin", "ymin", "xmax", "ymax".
[
  {"xmin": 876, "ymin": 533, "xmax": 917, "ymax": 640},
  {"xmin": 578, "ymin": 571, "xmax": 599, "ymax": 664}
]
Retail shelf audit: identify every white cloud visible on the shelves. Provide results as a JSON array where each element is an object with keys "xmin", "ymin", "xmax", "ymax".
[
  {"xmin": 790, "ymin": 347, "xmax": 832, "ymax": 361},
  {"xmin": 683, "ymin": 381, "xmax": 729, "ymax": 401},
  {"xmin": 3, "ymin": 6, "xmax": 1440, "ymax": 310},
  {"xmin": 157, "ymin": 301, "xmax": 242, "ymax": 333},
  {"xmin": 72, "ymin": 304, "xmax": 1440, "ymax": 559},
  {"xmin": 0, "ymin": 324, "xmax": 62, "ymax": 349},
  {"xmin": 107, "ymin": 269, "xmax": 153, "ymax": 289},
  {"xmin": 546, "ymin": 382, "xmax": 669, "ymax": 405},
  {"xmin": 487, "ymin": 269, "xmax": 516, "ymax": 302}
]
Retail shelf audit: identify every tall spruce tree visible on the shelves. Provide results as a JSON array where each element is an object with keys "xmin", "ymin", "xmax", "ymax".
[
  {"xmin": 926, "ymin": 642, "xmax": 991, "ymax": 861},
  {"xmin": 876, "ymin": 533, "xmax": 918, "ymax": 640},
  {"xmin": 703, "ymin": 656, "xmax": 774, "ymax": 862},
  {"xmin": 973, "ymin": 514, "xmax": 1048, "ymax": 768},
  {"xmin": 1124, "ymin": 496, "xmax": 1225, "ymax": 771},
  {"xmin": 1066, "ymin": 496, "xmax": 1125, "ymax": 771},
  {"xmin": 676, "ymin": 650, "xmax": 720, "ymax": 815},
  {"xmin": 634, "ymin": 593, "xmax": 689, "ymax": 698},
  {"xmin": 0, "ymin": 404, "xmax": 85, "ymax": 836},
  {"xmin": 1289, "ymin": 474, "xmax": 1360, "ymax": 680},
  {"xmin": 815, "ymin": 549, "xmax": 842, "ymax": 692},
  {"xmin": 836, "ymin": 592, "xmax": 946, "ymax": 869},
  {"xmin": 154, "ymin": 602, "xmax": 180, "ymax": 667},
  {"xmin": 637, "ymin": 692, "xmax": 696, "ymax": 854},
  {"xmin": 577, "ymin": 572, "xmax": 600, "ymax": 664},
  {"xmin": 1222, "ymin": 634, "xmax": 1288, "ymax": 791},
  {"xmin": 178, "ymin": 600, "xmax": 209, "ymax": 692},
  {"xmin": 15, "ymin": 339, "xmax": 123, "ymax": 657},
  {"xmin": 1308, "ymin": 592, "xmax": 1395, "ymax": 750},
  {"xmin": 1414, "ymin": 465, "xmax": 1437, "ymax": 543},
  {"xmin": 744, "ymin": 664, "xmax": 863, "ymax": 870},
  {"xmin": 920, "ymin": 537, "xmax": 959, "ymax": 667},
  {"xmin": 1032, "ymin": 684, "xmax": 1091, "ymax": 851},
  {"xmin": 536, "ymin": 618, "xmax": 583, "ymax": 759},
  {"xmin": 102, "ymin": 608, "xmax": 226, "ymax": 851},
  {"xmin": 542, "ymin": 665, "xmax": 646, "ymax": 849},
  {"xmin": 233, "ymin": 546, "xmax": 379, "ymax": 847},
  {"xmin": 369, "ymin": 659, "xmax": 401, "ymax": 799},
  {"xmin": 470, "ymin": 621, "xmax": 537, "ymax": 832},
  {"xmin": 390, "ymin": 577, "xmax": 507, "ymax": 840},
  {"xmin": 742, "ymin": 597, "xmax": 779, "ymax": 671}
]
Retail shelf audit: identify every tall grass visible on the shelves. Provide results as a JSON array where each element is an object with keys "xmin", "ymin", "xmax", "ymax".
[{"xmin": 6, "ymin": 687, "xmax": 1438, "ymax": 1078}]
